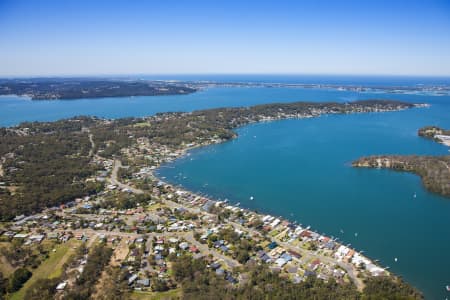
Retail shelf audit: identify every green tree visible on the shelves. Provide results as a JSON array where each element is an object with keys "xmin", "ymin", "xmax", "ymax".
[{"xmin": 8, "ymin": 268, "xmax": 32, "ymax": 293}]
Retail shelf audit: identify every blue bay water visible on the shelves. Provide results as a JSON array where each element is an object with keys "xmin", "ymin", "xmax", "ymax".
[
  {"xmin": 1, "ymin": 76, "xmax": 450, "ymax": 298},
  {"xmin": 0, "ymin": 87, "xmax": 368, "ymax": 126},
  {"xmin": 158, "ymin": 107, "xmax": 450, "ymax": 299},
  {"xmin": 1, "ymin": 75, "xmax": 449, "ymax": 127}
]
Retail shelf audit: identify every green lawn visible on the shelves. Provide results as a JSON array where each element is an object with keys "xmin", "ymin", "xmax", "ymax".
[
  {"xmin": 147, "ymin": 202, "xmax": 165, "ymax": 211},
  {"xmin": 134, "ymin": 122, "xmax": 152, "ymax": 128},
  {"xmin": 130, "ymin": 289, "xmax": 181, "ymax": 300},
  {"xmin": 10, "ymin": 239, "xmax": 80, "ymax": 300},
  {"xmin": 269, "ymin": 230, "xmax": 279, "ymax": 237},
  {"xmin": 0, "ymin": 242, "xmax": 16, "ymax": 277}
]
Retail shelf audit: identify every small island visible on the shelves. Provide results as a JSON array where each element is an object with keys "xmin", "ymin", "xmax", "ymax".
[{"xmin": 0, "ymin": 78, "xmax": 196, "ymax": 100}]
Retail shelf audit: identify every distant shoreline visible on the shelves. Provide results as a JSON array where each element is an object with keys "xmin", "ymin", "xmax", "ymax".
[
  {"xmin": 1, "ymin": 77, "xmax": 450, "ymax": 100},
  {"xmin": 0, "ymin": 79, "xmax": 197, "ymax": 100},
  {"xmin": 143, "ymin": 100, "xmax": 427, "ymax": 293}
]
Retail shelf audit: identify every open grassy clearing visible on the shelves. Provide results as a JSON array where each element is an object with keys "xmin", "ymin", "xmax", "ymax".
[{"xmin": 10, "ymin": 239, "xmax": 80, "ymax": 300}]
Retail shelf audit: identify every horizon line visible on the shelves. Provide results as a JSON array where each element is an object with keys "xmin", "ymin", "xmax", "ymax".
[{"xmin": 1, "ymin": 72, "xmax": 450, "ymax": 79}]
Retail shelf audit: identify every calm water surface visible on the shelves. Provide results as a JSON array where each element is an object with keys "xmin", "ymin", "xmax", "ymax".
[
  {"xmin": 1, "ymin": 77, "xmax": 450, "ymax": 299},
  {"xmin": 154, "ymin": 90, "xmax": 449, "ymax": 299}
]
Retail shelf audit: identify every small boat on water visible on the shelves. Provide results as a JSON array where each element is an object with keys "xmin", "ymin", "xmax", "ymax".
[
  {"xmin": 446, "ymin": 285, "xmax": 450, "ymax": 292},
  {"xmin": 250, "ymin": 196, "xmax": 254, "ymax": 200}
]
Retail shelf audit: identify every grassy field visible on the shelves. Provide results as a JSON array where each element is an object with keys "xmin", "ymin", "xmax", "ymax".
[
  {"xmin": 0, "ymin": 242, "xmax": 16, "ymax": 277},
  {"xmin": 147, "ymin": 202, "xmax": 165, "ymax": 211},
  {"xmin": 269, "ymin": 229, "xmax": 279, "ymax": 237},
  {"xmin": 130, "ymin": 289, "xmax": 181, "ymax": 300},
  {"xmin": 10, "ymin": 239, "xmax": 80, "ymax": 300},
  {"xmin": 133, "ymin": 122, "xmax": 152, "ymax": 128}
]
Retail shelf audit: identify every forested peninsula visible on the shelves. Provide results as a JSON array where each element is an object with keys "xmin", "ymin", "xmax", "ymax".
[
  {"xmin": 353, "ymin": 126, "xmax": 450, "ymax": 198},
  {"xmin": 0, "ymin": 99, "xmax": 416, "ymax": 220}
]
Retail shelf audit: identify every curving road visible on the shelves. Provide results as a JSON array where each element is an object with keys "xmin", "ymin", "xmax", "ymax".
[
  {"xmin": 107, "ymin": 159, "xmax": 362, "ymax": 288},
  {"xmin": 110, "ymin": 159, "xmax": 143, "ymax": 194}
]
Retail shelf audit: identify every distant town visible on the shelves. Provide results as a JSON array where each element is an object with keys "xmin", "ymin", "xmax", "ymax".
[{"xmin": 1, "ymin": 78, "xmax": 449, "ymax": 101}]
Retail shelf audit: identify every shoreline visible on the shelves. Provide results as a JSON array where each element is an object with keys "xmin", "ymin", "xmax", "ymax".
[
  {"xmin": 151, "ymin": 165, "xmax": 391, "ymax": 290},
  {"xmin": 144, "ymin": 113, "xmax": 418, "ymax": 289},
  {"xmin": 0, "ymin": 99, "xmax": 428, "ymax": 297}
]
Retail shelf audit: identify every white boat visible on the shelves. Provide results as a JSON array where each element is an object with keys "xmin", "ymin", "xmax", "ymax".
[
  {"xmin": 446, "ymin": 285, "xmax": 450, "ymax": 291},
  {"xmin": 250, "ymin": 196, "xmax": 254, "ymax": 200}
]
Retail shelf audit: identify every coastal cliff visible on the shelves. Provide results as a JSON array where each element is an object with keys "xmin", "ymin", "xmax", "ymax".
[{"xmin": 352, "ymin": 155, "xmax": 450, "ymax": 198}]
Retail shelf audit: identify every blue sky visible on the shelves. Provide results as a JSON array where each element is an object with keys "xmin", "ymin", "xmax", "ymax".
[{"xmin": 0, "ymin": 0, "xmax": 449, "ymax": 76}]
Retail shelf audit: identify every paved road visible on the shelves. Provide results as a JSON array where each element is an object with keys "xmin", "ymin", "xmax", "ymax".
[
  {"xmin": 182, "ymin": 231, "xmax": 241, "ymax": 269},
  {"xmin": 110, "ymin": 160, "xmax": 143, "ymax": 194},
  {"xmin": 228, "ymin": 220, "xmax": 363, "ymax": 290},
  {"xmin": 60, "ymin": 227, "xmax": 240, "ymax": 269},
  {"xmin": 107, "ymin": 159, "xmax": 362, "ymax": 288},
  {"xmin": 88, "ymin": 133, "xmax": 95, "ymax": 157},
  {"xmin": 0, "ymin": 163, "xmax": 4, "ymax": 177}
]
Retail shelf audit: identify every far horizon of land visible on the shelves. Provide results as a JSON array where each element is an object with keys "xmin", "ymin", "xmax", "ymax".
[
  {"xmin": 0, "ymin": 78, "xmax": 196, "ymax": 100},
  {"xmin": 1, "ymin": 76, "xmax": 450, "ymax": 100}
]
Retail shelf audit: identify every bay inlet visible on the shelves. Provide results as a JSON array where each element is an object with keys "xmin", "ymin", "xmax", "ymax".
[
  {"xmin": 157, "ymin": 96, "xmax": 450, "ymax": 299},
  {"xmin": 1, "ymin": 79, "xmax": 450, "ymax": 298}
]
